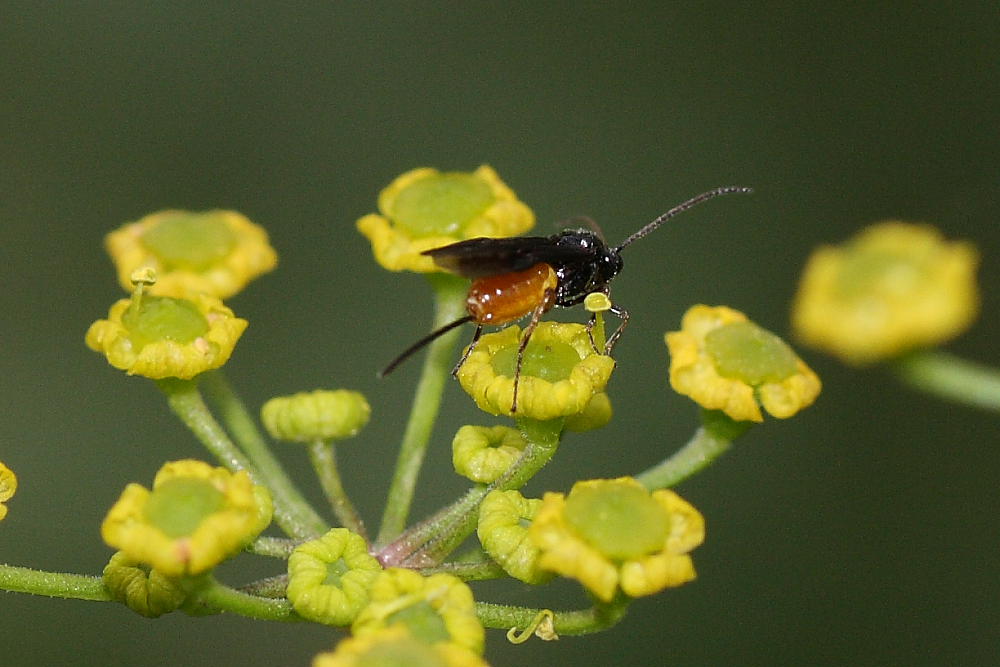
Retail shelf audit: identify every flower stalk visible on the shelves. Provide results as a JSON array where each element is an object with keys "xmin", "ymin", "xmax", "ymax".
[
  {"xmin": 0, "ymin": 564, "xmax": 111, "ymax": 601},
  {"xmin": 157, "ymin": 378, "xmax": 326, "ymax": 540},
  {"xmin": 894, "ymin": 350, "xmax": 1000, "ymax": 412},
  {"xmin": 634, "ymin": 410, "xmax": 749, "ymax": 490},
  {"xmin": 377, "ymin": 417, "xmax": 562, "ymax": 568},
  {"xmin": 308, "ymin": 440, "xmax": 367, "ymax": 539},
  {"xmin": 476, "ymin": 597, "xmax": 629, "ymax": 636},
  {"xmin": 376, "ymin": 273, "xmax": 469, "ymax": 545}
]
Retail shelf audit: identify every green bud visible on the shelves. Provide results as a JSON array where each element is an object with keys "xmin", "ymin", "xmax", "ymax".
[
  {"xmin": 261, "ymin": 389, "xmax": 371, "ymax": 443},
  {"xmin": 452, "ymin": 425, "xmax": 526, "ymax": 483},
  {"xmin": 102, "ymin": 551, "xmax": 186, "ymax": 618},
  {"xmin": 477, "ymin": 490, "xmax": 552, "ymax": 584}
]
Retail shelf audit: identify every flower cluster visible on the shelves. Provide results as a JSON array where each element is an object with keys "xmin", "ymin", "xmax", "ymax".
[{"xmin": 51, "ymin": 164, "xmax": 889, "ymax": 667}]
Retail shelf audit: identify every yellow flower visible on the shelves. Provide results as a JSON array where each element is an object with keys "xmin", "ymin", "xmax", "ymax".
[
  {"xmin": 101, "ymin": 459, "xmax": 273, "ymax": 577},
  {"xmin": 102, "ymin": 551, "xmax": 187, "ymax": 617},
  {"xmin": 86, "ymin": 290, "xmax": 248, "ymax": 380},
  {"xmin": 457, "ymin": 322, "xmax": 616, "ymax": 419},
  {"xmin": 451, "ymin": 425, "xmax": 527, "ymax": 484},
  {"xmin": 529, "ymin": 477, "xmax": 704, "ymax": 602},
  {"xmin": 357, "ymin": 166, "xmax": 534, "ymax": 273},
  {"xmin": 105, "ymin": 209, "xmax": 277, "ymax": 298},
  {"xmin": 313, "ymin": 627, "xmax": 491, "ymax": 667},
  {"xmin": 261, "ymin": 390, "xmax": 371, "ymax": 443},
  {"xmin": 286, "ymin": 529, "xmax": 382, "ymax": 626},
  {"xmin": 665, "ymin": 305, "xmax": 821, "ymax": 422},
  {"xmin": 352, "ymin": 568, "xmax": 485, "ymax": 655},
  {"xmin": 0, "ymin": 461, "xmax": 17, "ymax": 520},
  {"xmin": 792, "ymin": 221, "xmax": 979, "ymax": 365},
  {"xmin": 477, "ymin": 490, "xmax": 552, "ymax": 585}
]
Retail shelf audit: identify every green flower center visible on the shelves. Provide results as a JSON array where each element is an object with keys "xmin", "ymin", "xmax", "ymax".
[
  {"xmin": 837, "ymin": 248, "xmax": 923, "ymax": 298},
  {"xmin": 141, "ymin": 212, "xmax": 237, "ymax": 271},
  {"xmin": 143, "ymin": 478, "xmax": 226, "ymax": 538},
  {"xmin": 387, "ymin": 601, "xmax": 451, "ymax": 644},
  {"xmin": 705, "ymin": 321, "xmax": 800, "ymax": 385},
  {"xmin": 122, "ymin": 296, "xmax": 210, "ymax": 349},
  {"xmin": 323, "ymin": 558, "xmax": 350, "ymax": 586},
  {"xmin": 564, "ymin": 483, "xmax": 670, "ymax": 560},
  {"xmin": 354, "ymin": 637, "xmax": 444, "ymax": 667},
  {"xmin": 392, "ymin": 173, "xmax": 495, "ymax": 237},
  {"xmin": 491, "ymin": 339, "xmax": 581, "ymax": 381}
]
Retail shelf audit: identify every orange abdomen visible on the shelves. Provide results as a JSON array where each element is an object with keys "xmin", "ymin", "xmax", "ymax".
[{"xmin": 466, "ymin": 263, "xmax": 558, "ymax": 325}]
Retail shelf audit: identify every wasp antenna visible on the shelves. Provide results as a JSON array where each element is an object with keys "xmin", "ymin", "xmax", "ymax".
[
  {"xmin": 379, "ymin": 315, "xmax": 475, "ymax": 378},
  {"xmin": 615, "ymin": 186, "xmax": 754, "ymax": 251}
]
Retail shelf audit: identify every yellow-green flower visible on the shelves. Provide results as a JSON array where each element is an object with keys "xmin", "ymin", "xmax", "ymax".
[
  {"xmin": 477, "ymin": 490, "xmax": 552, "ymax": 585},
  {"xmin": 451, "ymin": 425, "xmax": 526, "ymax": 484},
  {"xmin": 457, "ymin": 322, "xmax": 616, "ymax": 419},
  {"xmin": 262, "ymin": 390, "xmax": 371, "ymax": 443},
  {"xmin": 313, "ymin": 626, "xmax": 491, "ymax": 667},
  {"xmin": 86, "ymin": 290, "xmax": 248, "ymax": 380},
  {"xmin": 0, "ymin": 461, "xmax": 17, "ymax": 520},
  {"xmin": 105, "ymin": 209, "xmax": 277, "ymax": 298},
  {"xmin": 352, "ymin": 568, "xmax": 485, "ymax": 655},
  {"xmin": 101, "ymin": 459, "xmax": 273, "ymax": 577},
  {"xmin": 357, "ymin": 166, "xmax": 534, "ymax": 273},
  {"xmin": 529, "ymin": 477, "xmax": 704, "ymax": 602},
  {"xmin": 563, "ymin": 392, "xmax": 612, "ymax": 432},
  {"xmin": 102, "ymin": 551, "xmax": 187, "ymax": 618},
  {"xmin": 286, "ymin": 528, "xmax": 382, "ymax": 626},
  {"xmin": 792, "ymin": 221, "xmax": 979, "ymax": 365},
  {"xmin": 665, "ymin": 305, "xmax": 821, "ymax": 422}
]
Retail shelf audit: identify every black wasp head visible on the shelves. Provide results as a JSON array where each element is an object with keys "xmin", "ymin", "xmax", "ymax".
[{"xmin": 550, "ymin": 228, "xmax": 623, "ymax": 306}]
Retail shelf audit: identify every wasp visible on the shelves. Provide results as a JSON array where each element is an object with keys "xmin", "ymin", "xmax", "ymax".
[{"xmin": 381, "ymin": 185, "xmax": 753, "ymax": 412}]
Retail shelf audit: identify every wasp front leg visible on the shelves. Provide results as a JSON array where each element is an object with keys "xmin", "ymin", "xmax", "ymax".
[
  {"xmin": 604, "ymin": 303, "xmax": 629, "ymax": 354},
  {"xmin": 452, "ymin": 324, "xmax": 484, "ymax": 377}
]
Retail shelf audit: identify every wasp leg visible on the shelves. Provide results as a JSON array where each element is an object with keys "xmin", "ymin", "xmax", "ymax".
[
  {"xmin": 452, "ymin": 324, "xmax": 484, "ymax": 376},
  {"xmin": 585, "ymin": 312, "xmax": 601, "ymax": 354},
  {"xmin": 512, "ymin": 288, "xmax": 557, "ymax": 413},
  {"xmin": 604, "ymin": 304, "xmax": 630, "ymax": 353}
]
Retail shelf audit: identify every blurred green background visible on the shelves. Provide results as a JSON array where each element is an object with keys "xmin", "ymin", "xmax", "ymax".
[{"xmin": 2, "ymin": 3, "xmax": 998, "ymax": 665}]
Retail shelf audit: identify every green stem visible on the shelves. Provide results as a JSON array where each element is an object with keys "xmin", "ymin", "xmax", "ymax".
[
  {"xmin": 377, "ymin": 273, "xmax": 468, "ymax": 546},
  {"xmin": 199, "ymin": 371, "xmax": 329, "ymax": 538},
  {"xmin": 378, "ymin": 418, "xmax": 562, "ymax": 568},
  {"xmin": 237, "ymin": 574, "xmax": 289, "ymax": 598},
  {"xmin": 0, "ymin": 564, "xmax": 111, "ymax": 601},
  {"xmin": 418, "ymin": 560, "xmax": 506, "ymax": 581},
  {"xmin": 634, "ymin": 410, "xmax": 747, "ymax": 490},
  {"xmin": 247, "ymin": 536, "xmax": 299, "ymax": 558},
  {"xmin": 157, "ymin": 378, "xmax": 326, "ymax": 540},
  {"xmin": 308, "ymin": 440, "xmax": 367, "ymax": 540},
  {"xmin": 185, "ymin": 576, "xmax": 299, "ymax": 621},
  {"xmin": 476, "ymin": 597, "xmax": 629, "ymax": 636},
  {"xmin": 894, "ymin": 350, "xmax": 1000, "ymax": 412}
]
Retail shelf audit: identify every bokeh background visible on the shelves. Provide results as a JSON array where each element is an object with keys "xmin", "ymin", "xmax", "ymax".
[{"xmin": 2, "ymin": 3, "xmax": 998, "ymax": 665}]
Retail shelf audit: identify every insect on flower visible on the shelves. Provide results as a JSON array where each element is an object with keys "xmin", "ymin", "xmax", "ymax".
[{"xmin": 381, "ymin": 186, "xmax": 754, "ymax": 412}]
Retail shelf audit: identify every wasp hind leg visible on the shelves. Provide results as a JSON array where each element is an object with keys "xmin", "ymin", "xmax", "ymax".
[{"xmin": 511, "ymin": 289, "xmax": 556, "ymax": 413}]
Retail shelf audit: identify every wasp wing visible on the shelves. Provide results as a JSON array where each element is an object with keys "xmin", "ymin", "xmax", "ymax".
[{"xmin": 423, "ymin": 236, "xmax": 592, "ymax": 279}]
